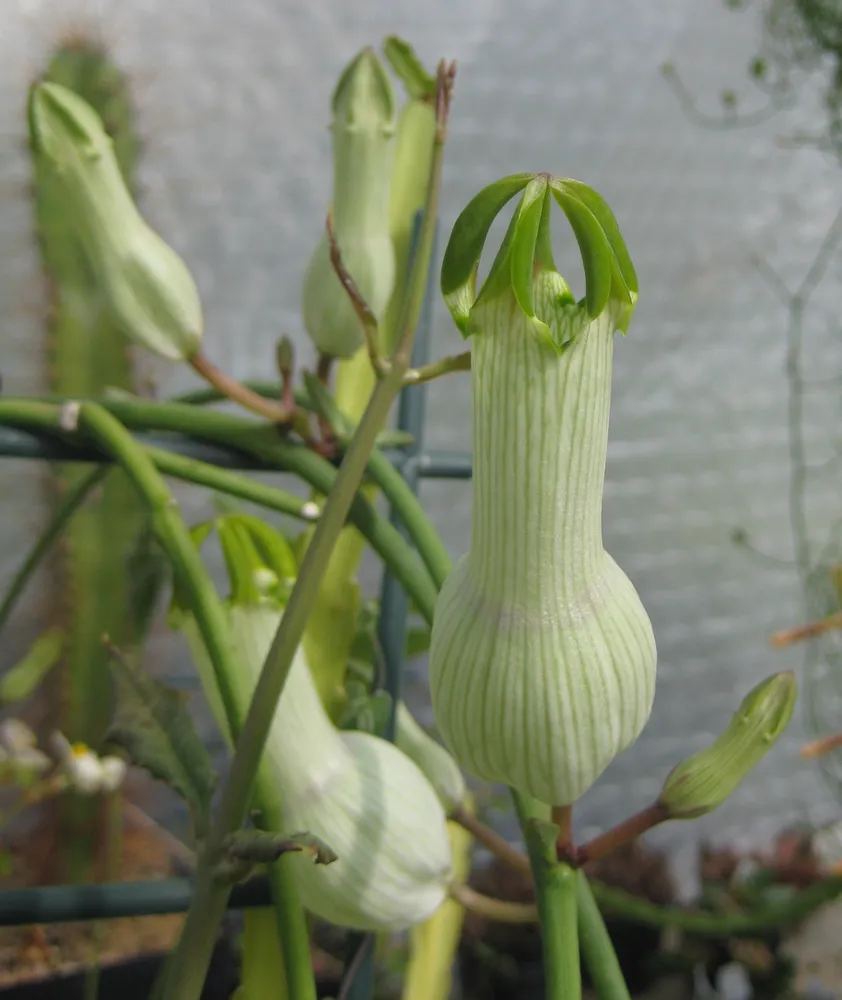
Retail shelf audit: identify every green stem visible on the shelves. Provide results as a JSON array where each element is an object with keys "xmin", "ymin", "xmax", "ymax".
[
  {"xmin": 63, "ymin": 403, "xmax": 310, "ymax": 1000},
  {"xmin": 404, "ymin": 350, "xmax": 470, "ymax": 386},
  {"xmin": 0, "ymin": 398, "xmax": 439, "ymax": 623},
  {"xmin": 180, "ymin": 380, "xmax": 454, "ymax": 590},
  {"xmin": 144, "ymin": 445, "xmax": 319, "ymax": 522},
  {"xmin": 514, "ymin": 792, "xmax": 581, "ymax": 1000},
  {"xmin": 0, "ymin": 464, "xmax": 107, "ymax": 635},
  {"xmin": 160, "ymin": 66, "xmax": 452, "ymax": 1000},
  {"xmin": 302, "ymin": 378, "xmax": 452, "ymax": 590},
  {"xmin": 577, "ymin": 872, "xmax": 631, "ymax": 1000}
]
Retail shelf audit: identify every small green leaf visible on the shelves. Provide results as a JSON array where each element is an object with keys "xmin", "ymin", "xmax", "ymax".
[
  {"xmin": 0, "ymin": 628, "xmax": 63, "ymax": 705},
  {"xmin": 383, "ymin": 36, "xmax": 436, "ymax": 99},
  {"xmin": 105, "ymin": 648, "xmax": 217, "ymax": 838},
  {"xmin": 549, "ymin": 181, "xmax": 613, "ymax": 319},
  {"xmin": 224, "ymin": 829, "xmax": 337, "ymax": 866},
  {"xmin": 440, "ymin": 174, "xmax": 533, "ymax": 333}
]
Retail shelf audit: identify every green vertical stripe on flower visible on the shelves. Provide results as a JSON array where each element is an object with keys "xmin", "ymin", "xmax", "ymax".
[{"xmin": 429, "ymin": 177, "xmax": 656, "ymax": 807}]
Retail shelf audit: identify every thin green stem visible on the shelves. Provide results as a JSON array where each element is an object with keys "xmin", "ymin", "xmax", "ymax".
[
  {"xmin": 74, "ymin": 404, "xmax": 244, "ymax": 733},
  {"xmin": 65, "ymin": 404, "xmax": 310, "ymax": 1000},
  {"xmin": 161, "ymin": 58, "xmax": 454, "ymax": 1000},
  {"xmin": 577, "ymin": 872, "xmax": 631, "ymax": 1000},
  {"xmin": 0, "ymin": 398, "xmax": 439, "ymax": 623},
  {"xmin": 404, "ymin": 350, "xmax": 471, "ymax": 386},
  {"xmin": 302, "ymin": 378, "xmax": 452, "ymax": 589},
  {"xmin": 144, "ymin": 445, "xmax": 318, "ymax": 522},
  {"xmin": 0, "ymin": 463, "xmax": 107, "ymax": 635},
  {"xmin": 514, "ymin": 792, "xmax": 581, "ymax": 1000}
]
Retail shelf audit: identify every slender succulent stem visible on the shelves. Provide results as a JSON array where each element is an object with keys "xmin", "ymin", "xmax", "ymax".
[
  {"xmin": 450, "ymin": 806, "xmax": 531, "ymax": 876},
  {"xmin": 0, "ymin": 464, "xmax": 107, "ymax": 635},
  {"xmin": 403, "ymin": 350, "xmax": 470, "ymax": 385},
  {"xmin": 56, "ymin": 403, "xmax": 312, "ymax": 1000},
  {"xmin": 448, "ymin": 883, "xmax": 538, "ymax": 923},
  {"xmin": 577, "ymin": 872, "xmax": 632, "ymax": 1000},
  {"xmin": 576, "ymin": 802, "xmax": 669, "ymax": 865},
  {"xmin": 189, "ymin": 352, "xmax": 292, "ymax": 423},
  {"xmin": 143, "ymin": 445, "xmax": 319, "ymax": 522},
  {"xmin": 0, "ymin": 397, "xmax": 440, "ymax": 623},
  {"xmin": 157, "ymin": 62, "xmax": 454, "ymax": 1000},
  {"xmin": 514, "ymin": 792, "xmax": 581, "ymax": 1000}
]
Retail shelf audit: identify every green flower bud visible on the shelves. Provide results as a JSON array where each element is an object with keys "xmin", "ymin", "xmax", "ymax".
[
  {"xmin": 181, "ymin": 517, "xmax": 452, "ymax": 931},
  {"xmin": 430, "ymin": 175, "xmax": 654, "ymax": 807},
  {"xmin": 28, "ymin": 82, "xmax": 203, "ymax": 362},
  {"xmin": 660, "ymin": 672, "xmax": 797, "ymax": 819},
  {"xmin": 395, "ymin": 702, "xmax": 466, "ymax": 813},
  {"xmin": 380, "ymin": 37, "xmax": 437, "ymax": 353},
  {"xmin": 301, "ymin": 48, "xmax": 396, "ymax": 359}
]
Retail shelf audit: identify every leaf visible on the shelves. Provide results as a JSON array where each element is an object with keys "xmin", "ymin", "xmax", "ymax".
[
  {"xmin": 0, "ymin": 628, "xmax": 63, "ymax": 705},
  {"xmin": 383, "ymin": 36, "xmax": 436, "ymax": 100},
  {"xmin": 224, "ymin": 830, "xmax": 337, "ymax": 866},
  {"xmin": 105, "ymin": 647, "xmax": 217, "ymax": 838}
]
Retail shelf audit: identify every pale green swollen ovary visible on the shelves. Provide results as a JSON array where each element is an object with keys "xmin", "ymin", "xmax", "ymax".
[{"xmin": 429, "ymin": 280, "xmax": 657, "ymax": 806}]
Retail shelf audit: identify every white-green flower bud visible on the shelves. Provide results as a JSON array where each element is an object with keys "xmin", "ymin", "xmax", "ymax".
[
  {"xmin": 184, "ymin": 603, "xmax": 452, "ymax": 931},
  {"xmin": 301, "ymin": 48, "xmax": 396, "ymax": 359},
  {"xmin": 430, "ymin": 175, "xmax": 655, "ymax": 807},
  {"xmin": 28, "ymin": 82, "xmax": 203, "ymax": 362},
  {"xmin": 660, "ymin": 672, "xmax": 797, "ymax": 819},
  {"xmin": 395, "ymin": 702, "xmax": 465, "ymax": 813}
]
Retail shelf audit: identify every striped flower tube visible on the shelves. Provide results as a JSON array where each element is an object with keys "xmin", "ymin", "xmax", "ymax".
[{"xmin": 429, "ymin": 174, "xmax": 657, "ymax": 807}]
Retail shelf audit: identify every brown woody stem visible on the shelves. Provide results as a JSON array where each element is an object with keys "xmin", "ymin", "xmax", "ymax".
[
  {"xmin": 576, "ymin": 802, "xmax": 670, "ymax": 866},
  {"xmin": 449, "ymin": 883, "xmax": 539, "ymax": 923},
  {"xmin": 451, "ymin": 806, "xmax": 531, "ymax": 876},
  {"xmin": 189, "ymin": 353, "xmax": 290, "ymax": 423}
]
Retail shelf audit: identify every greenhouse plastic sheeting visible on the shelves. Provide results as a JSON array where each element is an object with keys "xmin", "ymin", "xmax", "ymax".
[{"xmin": 2, "ymin": 0, "xmax": 841, "ymax": 874}]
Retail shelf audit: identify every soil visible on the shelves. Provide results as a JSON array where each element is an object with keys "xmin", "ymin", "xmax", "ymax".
[{"xmin": 0, "ymin": 793, "xmax": 188, "ymax": 990}]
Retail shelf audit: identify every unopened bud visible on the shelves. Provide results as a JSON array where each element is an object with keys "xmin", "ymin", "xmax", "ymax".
[
  {"xmin": 29, "ymin": 82, "xmax": 203, "ymax": 362},
  {"xmin": 301, "ymin": 48, "xmax": 395, "ymax": 359},
  {"xmin": 660, "ymin": 672, "xmax": 797, "ymax": 819}
]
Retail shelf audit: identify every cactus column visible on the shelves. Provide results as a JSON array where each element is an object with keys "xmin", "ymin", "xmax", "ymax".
[{"xmin": 30, "ymin": 41, "xmax": 146, "ymax": 879}]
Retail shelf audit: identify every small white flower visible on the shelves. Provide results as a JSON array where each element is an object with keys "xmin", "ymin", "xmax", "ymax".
[
  {"xmin": 51, "ymin": 731, "xmax": 125, "ymax": 796},
  {"xmin": 0, "ymin": 719, "xmax": 38, "ymax": 754},
  {"xmin": 99, "ymin": 756, "xmax": 127, "ymax": 793},
  {"xmin": 14, "ymin": 748, "xmax": 52, "ymax": 777}
]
